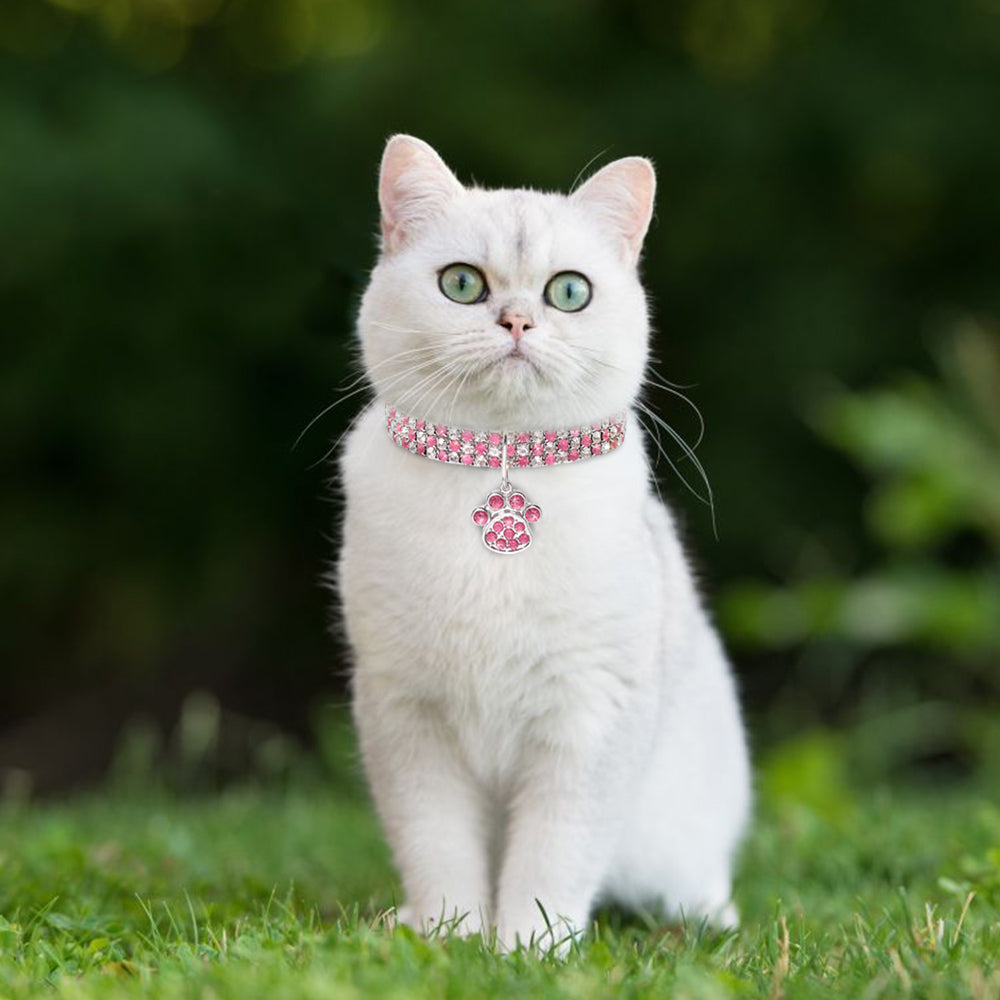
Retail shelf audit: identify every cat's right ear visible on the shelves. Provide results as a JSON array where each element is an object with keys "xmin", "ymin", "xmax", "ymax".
[{"xmin": 378, "ymin": 135, "xmax": 464, "ymax": 254}]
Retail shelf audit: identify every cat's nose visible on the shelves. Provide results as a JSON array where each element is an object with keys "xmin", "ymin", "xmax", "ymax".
[{"xmin": 498, "ymin": 311, "xmax": 534, "ymax": 342}]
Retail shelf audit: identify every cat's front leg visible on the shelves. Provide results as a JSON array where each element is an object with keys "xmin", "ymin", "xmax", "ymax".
[
  {"xmin": 494, "ymin": 675, "xmax": 648, "ymax": 952},
  {"xmin": 354, "ymin": 689, "xmax": 492, "ymax": 937}
]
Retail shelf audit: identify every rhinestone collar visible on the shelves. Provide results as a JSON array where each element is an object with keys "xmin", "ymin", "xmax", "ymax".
[
  {"xmin": 383, "ymin": 404, "xmax": 627, "ymax": 554},
  {"xmin": 384, "ymin": 405, "xmax": 627, "ymax": 468}
]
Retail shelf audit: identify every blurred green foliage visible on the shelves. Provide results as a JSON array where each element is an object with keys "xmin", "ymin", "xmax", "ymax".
[
  {"xmin": 722, "ymin": 324, "xmax": 1000, "ymax": 775},
  {"xmin": 723, "ymin": 322, "xmax": 1000, "ymax": 654},
  {"xmin": 2, "ymin": 0, "xmax": 1000, "ymax": 782}
]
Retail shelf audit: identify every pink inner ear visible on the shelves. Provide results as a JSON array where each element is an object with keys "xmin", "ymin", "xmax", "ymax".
[
  {"xmin": 571, "ymin": 156, "xmax": 656, "ymax": 263},
  {"xmin": 378, "ymin": 135, "xmax": 463, "ymax": 253}
]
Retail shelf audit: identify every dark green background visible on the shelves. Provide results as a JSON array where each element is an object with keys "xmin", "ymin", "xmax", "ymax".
[{"xmin": 3, "ymin": 0, "xmax": 999, "ymax": 791}]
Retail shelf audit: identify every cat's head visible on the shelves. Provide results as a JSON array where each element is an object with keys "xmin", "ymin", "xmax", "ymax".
[{"xmin": 358, "ymin": 135, "xmax": 655, "ymax": 429}]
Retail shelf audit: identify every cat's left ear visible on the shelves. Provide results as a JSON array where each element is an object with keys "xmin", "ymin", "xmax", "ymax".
[
  {"xmin": 571, "ymin": 157, "xmax": 656, "ymax": 265},
  {"xmin": 378, "ymin": 134, "xmax": 464, "ymax": 254}
]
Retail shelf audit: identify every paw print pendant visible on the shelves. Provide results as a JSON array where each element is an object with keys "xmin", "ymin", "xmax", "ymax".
[
  {"xmin": 470, "ymin": 433, "xmax": 541, "ymax": 554},
  {"xmin": 472, "ymin": 484, "xmax": 541, "ymax": 554}
]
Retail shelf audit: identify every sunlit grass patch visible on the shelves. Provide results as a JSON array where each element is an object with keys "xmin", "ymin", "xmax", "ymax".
[{"xmin": 1, "ymin": 764, "xmax": 998, "ymax": 998}]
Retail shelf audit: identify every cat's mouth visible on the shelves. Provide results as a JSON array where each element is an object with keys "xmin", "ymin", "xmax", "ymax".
[
  {"xmin": 469, "ymin": 345, "xmax": 545, "ymax": 384},
  {"xmin": 501, "ymin": 347, "xmax": 541, "ymax": 375}
]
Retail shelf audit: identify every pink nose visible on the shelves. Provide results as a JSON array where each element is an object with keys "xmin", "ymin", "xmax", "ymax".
[{"xmin": 498, "ymin": 312, "xmax": 534, "ymax": 342}]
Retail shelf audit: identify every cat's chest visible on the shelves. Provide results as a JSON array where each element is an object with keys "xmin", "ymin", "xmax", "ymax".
[{"xmin": 339, "ymin": 406, "xmax": 660, "ymax": 692}]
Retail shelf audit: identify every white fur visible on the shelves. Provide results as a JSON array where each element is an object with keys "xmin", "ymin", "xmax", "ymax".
[{"xmin": 338, "ymin": 136, "xmax": 751, "ymax": 950}]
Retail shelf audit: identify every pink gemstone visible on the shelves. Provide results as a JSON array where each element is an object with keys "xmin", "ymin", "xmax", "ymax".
[
  {"xmin": 406, "ymin": 428, "xmax": 416, "ymax": 441},
  {"xmin": 416, "ymin": 420, "xmax": 425, "ymax": 430},
  {"xmin": 485, "ymin": 531, "xmax": 497, "ymax": 544},
  {"xmin": 449, "ymin": 440, "xmax": 461, "ymax": 452},
  {"xmin": 503, "ymin": 516, "xmax": 514, "ymax": 527},
  {"xmin": 518, "ymin": 533, "xmax": 530, "ymax": 545},
  {"xmin": 544, "ymin": 430, "xmax": 556, "ymax": 442},
  {"xmin": 488, "ymin": 494, "xmax": 504, "ymax": 509},
  {"xmin": 506, "ymin": 444, "xmax": 515, "ymax": 457},
  {"xmin": 475, "ymin": 442, "xmax": 487, "ymax": 454},
  {"xmin": 461, "ymin": 429, "xmax": 474, "ymax": 441},
  {"xmin": 504, "ymin": 528, "xmax": 514, "ymax": 540},
  {"xmin": 489, "ymin": 432, "xmax": 502, "ymax": 445},
  {"xmin": 436, "ymin": 425, "xmax": 447, "ymax": 436},
  {"xmin": 557, "ymin": 438, "xmax": 569, "ymax": 452},
  {"xmin": 426, "ymin": 435, "xmax": 437, "ymax": 447},
  {"xmin": 525, "ymin": 506, "xmax": 541, "ymax": 522},
  {"xmin": 416, "ymin": 443, "xmax": 426, "ymax": 454},
  {"xmin": 544, "ymin": 454, "xmax": 555, "ymax": 466},
  {"xmin": 488, "ymin": 456, "xmax": 500, "ymax": 468},
  {"xmin": 461, "ymin": 454, "xmax": 474, "ymax": 465},
  {"xmin": 609, "ymin": 439, "xmax": 617, "ymax": 450},
  {"xmin": 509, "ymin": 493, "xmax": 525, "ymax": 509},
  {"xmin": 495, "ymin": 538, "xmax": 507, "ymax": 550},
  {"xmin": 568, "ymin": 449, "xmax": 579, "ymax": 461},
  {"xmin": 516, "ymin": 432, "xmax": 529, "ymax": 444},
  {"xmin": 514, "ymin": 521, "xmax": 525, "ymax": 532},
  {"xmin": 517, "ymin": 456, "xmax": 528, "ymax": 467},
  {"xmin": 532, "ymin": 443, "xmax": 544, "ymax": 456},
  {"xmin": 388, "ymin": 408, "xmax": 396, "ymax": 418},
  {"xmin": 437, "ymin": 451, "xmax": 449, "ymax": 461},
  {"xmin": 509, "ymin": 538, "xmax": 520, "ymax": 550},
  {"xmin": 592, "ymin": 444, "xmax": 602, "ymax": 455},
  {"xmin": 473, "ymin": 509, "xmax": 489, "ymax": 525},
  {"xmin": 581, "ymin": 434, "xmax": 591, "ymax": 447},
  {"xmin": 602, "ymin": 429, "xmax": 610, "ymax": 441}
]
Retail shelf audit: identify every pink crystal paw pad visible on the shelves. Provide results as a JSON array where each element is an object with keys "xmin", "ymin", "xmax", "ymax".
[{"xmin": 472, "ymin": 492, "xmax": 541, "ymax": 554}]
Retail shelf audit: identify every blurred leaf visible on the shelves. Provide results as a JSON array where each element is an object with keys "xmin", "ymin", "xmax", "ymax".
[{"xmin": 759, "ymin": 731, "xmax": 855, "ymax": 824}]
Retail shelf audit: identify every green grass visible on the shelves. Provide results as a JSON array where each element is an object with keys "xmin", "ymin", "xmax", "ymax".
[{"xmin": 2, "ymin": 738, "xmax": 999, "ymax": 999}]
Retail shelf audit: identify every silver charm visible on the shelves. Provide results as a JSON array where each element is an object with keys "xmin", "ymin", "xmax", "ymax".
[{"xmin": 471, "ymin": 435, "xmax": 541, "ymax": 554}]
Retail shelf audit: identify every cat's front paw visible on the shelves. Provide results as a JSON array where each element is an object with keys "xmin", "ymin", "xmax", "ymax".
[
  {"xmin": 394, "ymin": 902, "xmax": 488, "ymax": 940},
  {"xmin": 496, "ymin": 905, "xmax": 583, "ymax": 957},
  {"xmin": 472, "ymin": 491, "xmax": 541, "ymax": 554}
]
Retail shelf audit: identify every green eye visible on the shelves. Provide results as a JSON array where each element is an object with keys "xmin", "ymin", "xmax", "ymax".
[
  {"xmin": 439, "ymin": 263, "xmax": 487, "ymax": 304},
  {"xmin": 544, "ymin": 271, "xmax": 592, "ymax": 312}
]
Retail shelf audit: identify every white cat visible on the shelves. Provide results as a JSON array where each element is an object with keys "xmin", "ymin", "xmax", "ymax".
[{"xmin": 337, "ymin": 135, "xmax": 751, "ymax": 951}]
